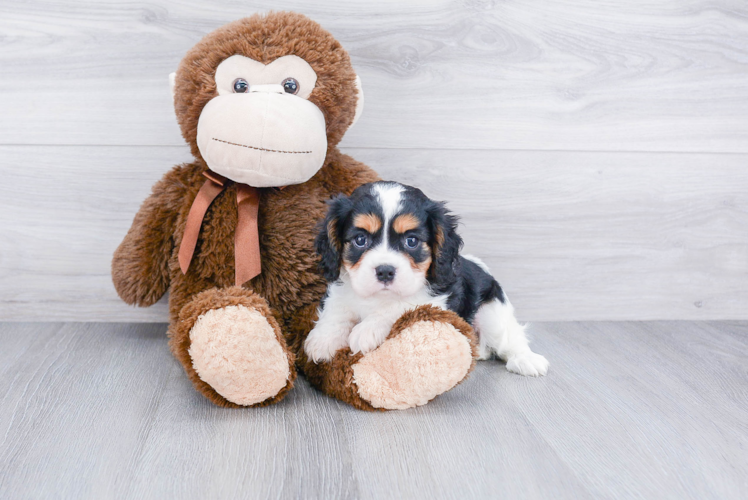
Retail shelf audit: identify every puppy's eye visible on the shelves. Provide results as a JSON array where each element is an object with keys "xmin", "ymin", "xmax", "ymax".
[
  {"xmin": 353, "ymin": 234, "xmax": 368, "ymax": 248},
  {"xmin": 233, "ymin": 78, "xmax": 249, "ymax": 93},
  {"xmin": 282, "ymin": 77, "xmax": 299, "ymax": 95},
  {"xmin": 404, "ymin": 236, "xmax": 419, "ymax": 249}
]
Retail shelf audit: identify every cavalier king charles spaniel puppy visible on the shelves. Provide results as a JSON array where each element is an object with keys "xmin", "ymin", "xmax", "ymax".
[{"xmin": 304, "ymin": 181, "xmax": 549, "ymax": 377}]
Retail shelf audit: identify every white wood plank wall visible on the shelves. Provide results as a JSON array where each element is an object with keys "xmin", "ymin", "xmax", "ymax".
[{"xmin": 1, "ymin": 1, "xmax": 746, "ymax": 321}]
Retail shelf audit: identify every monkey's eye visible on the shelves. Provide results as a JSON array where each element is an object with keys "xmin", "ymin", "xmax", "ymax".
[
  {"xmin": 282, "ymin": 77, "xmax": 299, "ymax": 95},
  {"xmin": 404, "ymin": 236, "xmax": 419, "ymax": 249},
  {"xmin": 353, "ymin": 234, "xmax": 368, "ymax": 248},
  {"xmin": 232, "ymin": 78, "xmax": 249, "ymax": 93}
]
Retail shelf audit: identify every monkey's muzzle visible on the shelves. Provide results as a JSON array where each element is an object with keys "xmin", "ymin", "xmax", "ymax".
[{"xmin": 196, "ymin": 89, "xmax": 327, "ymax": 187}]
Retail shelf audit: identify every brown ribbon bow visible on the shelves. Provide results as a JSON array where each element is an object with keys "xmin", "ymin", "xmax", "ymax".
[{"xmin": 178, "ymin": 170, "xmax": 262, "ymax": 286}]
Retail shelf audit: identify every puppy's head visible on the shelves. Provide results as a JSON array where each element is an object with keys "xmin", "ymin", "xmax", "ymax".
[{"xmin": 315, "ymin": 181, "xmax": 462, "ymax": 297}]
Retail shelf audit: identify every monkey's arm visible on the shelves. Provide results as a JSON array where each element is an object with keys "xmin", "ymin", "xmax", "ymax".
[{"xmin": 112, "ymin": 166, "xmax": 188, "ymax": 306}]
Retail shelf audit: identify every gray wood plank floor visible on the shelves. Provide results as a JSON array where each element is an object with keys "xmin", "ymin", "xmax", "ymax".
[{"xmin": 1, "ymin": 321, "xmax": 746, "ymax": 499}]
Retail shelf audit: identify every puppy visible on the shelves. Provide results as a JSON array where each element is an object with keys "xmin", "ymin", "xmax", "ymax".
[{"xmin": 304, "ymin": 181, "xmax": 549, "ymax": 377}]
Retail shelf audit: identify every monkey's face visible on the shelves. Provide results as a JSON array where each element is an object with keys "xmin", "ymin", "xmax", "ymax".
[
  {"xmin": 172, "ymin": 13, "xmax": 365, "ymax": 187},
  {"xmin": 194, "ymin": 55, "xmax": 328, "ymax": 187}
]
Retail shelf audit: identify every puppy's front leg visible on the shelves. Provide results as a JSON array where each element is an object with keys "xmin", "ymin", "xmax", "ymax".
[
  {"xmin": 348, "ymin": 313, "xmax": 398, "ymax": 355},
  {"xmin": 349, "ymin": 299, "xmax": 451, "ymax": 355},
  {"xmin": 305, "ymin": 306, "xmax": 357, "ymax": 363}
]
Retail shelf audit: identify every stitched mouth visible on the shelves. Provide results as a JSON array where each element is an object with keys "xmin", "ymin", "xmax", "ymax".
[{"xmin": 211, "ymin": 138, "xmax": 312, "ymax": 154}]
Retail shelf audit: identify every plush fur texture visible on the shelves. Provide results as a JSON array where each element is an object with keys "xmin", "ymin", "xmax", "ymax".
[
  {"xmin": 169, "ymin": 286, "xmax": 296, "ymax": 408},
  {"xmin": 112, "ymin": 12, "xmax": 478, "ymax": 410},
  {"xmin": 173, "ymin": 12, "xmax": 359, "ymax": 162},
  {"xmin": 352, "ymin": 307, "xmax": 477, "ymax": 410},
  {"xmin": 189, "ymin": 304, "xmax": 291, "ymax": 406}
]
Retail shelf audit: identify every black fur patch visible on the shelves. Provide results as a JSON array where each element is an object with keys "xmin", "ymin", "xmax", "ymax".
[
  {"xmin": 445, "ymin": 257, "xmax": 505, "ymax": 324},
  {"xmin": 314, "ymin": 193, "xmax": 354, "ymax": 282}
]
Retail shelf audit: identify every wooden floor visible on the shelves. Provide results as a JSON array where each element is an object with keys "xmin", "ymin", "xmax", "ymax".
[{"xmin": 1, "ymin": 321, "xmax": 746, "ymax": 499}]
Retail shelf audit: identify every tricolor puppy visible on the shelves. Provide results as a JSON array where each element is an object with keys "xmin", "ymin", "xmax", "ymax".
[{"xmin": 304, "ymin": 181, "xmax": 549, "ymax": 377}]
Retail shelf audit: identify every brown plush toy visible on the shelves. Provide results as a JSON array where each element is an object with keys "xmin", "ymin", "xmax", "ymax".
[{"xmin": 112, "ymin": 12, "xmax": 478, "ymax": 411}]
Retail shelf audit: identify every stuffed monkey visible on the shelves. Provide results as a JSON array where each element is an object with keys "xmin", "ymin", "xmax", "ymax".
[{"xmin": 112, "ymin": 12, "xmax": 477, "ymax": 411}]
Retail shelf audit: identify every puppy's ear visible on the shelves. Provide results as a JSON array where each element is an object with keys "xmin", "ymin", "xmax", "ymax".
[
  {"xmin": 315, "ymin": 194, "xmax": 354, "ymax": 282},
  {"xmin": 426, "ymin": 200, "xmax": 463, "ymax": 293}
]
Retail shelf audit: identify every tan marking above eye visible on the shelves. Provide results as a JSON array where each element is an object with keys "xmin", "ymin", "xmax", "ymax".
[
  {"xmin": 393, "ymin": 213, "xmax": 420, "ymax": 234},
  {"xmin": 353, "ymin": 213, "xmax": 382, "ymax": 233}
]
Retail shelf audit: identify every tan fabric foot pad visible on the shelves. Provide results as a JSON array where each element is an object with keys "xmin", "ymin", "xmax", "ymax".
[
  {"xmin": 189, "ymin": 304, "xmax": 291, "ymax": 406},
  {"xmin": 352, "ymin": 319, "xmax": 474, "ymax": 410}
]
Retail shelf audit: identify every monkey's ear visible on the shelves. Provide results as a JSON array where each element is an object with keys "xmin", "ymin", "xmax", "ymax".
[
  {"xmin": 315, "ymin": 195, "xmax": 354, "ymax": 282},
  {"xmin": 350, "ymin": 74, "xmax": 364, "ymax": 128},
  {"xmin": 169, "ymin": 72, "xmax": 176, "ymax": 98}
]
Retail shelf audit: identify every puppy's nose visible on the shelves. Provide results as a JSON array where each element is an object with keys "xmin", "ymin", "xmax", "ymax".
[{"xmin": 375, "ymin": 265, "xmax": 396, "ymax": 283}]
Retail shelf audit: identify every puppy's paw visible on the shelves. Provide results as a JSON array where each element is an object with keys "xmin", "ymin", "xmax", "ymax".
[
  {"xmin": 304, "ymin": 327, "xmax": 349, "ymax": 363},
  {"xmin": 506, "ymin": 352, "xmax": 549, "ymax": 377},
  {"xmin": 348, "ymin": 320, "xmax": 391, "ymax": 356}
]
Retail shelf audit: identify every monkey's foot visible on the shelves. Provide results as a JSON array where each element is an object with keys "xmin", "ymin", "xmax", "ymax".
[
  {"xmin": 170, "ymin": 287, "xmax": 295, "ymax": 407},
  {"xmin": 351, "ymin": 306, "xmax": 477, "ymax": 410}
]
